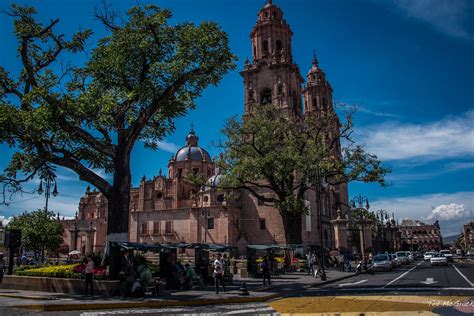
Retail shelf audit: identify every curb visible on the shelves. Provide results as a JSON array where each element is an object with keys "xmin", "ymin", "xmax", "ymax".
[{"xmin": 10, "ymin": 273, "xmax": 357, "ymax": 312}]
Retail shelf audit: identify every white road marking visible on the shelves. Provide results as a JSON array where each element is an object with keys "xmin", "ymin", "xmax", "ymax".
[
  {"xmin": 337, "ymin": 279, "xmax": 368, "ymax": 287},
  {"xmin": 224, "ymin": 307, "xmax": 275, "ymax": 314},
  {"xmin": 453, "ymin": 264, "xmax": 474, "ymax": 288},
  {"xmin": 313, "ymin": 287, "xmax": 474, "ymax": 292},
  {"xmin": 383, "ymin": 263, "xmax": 420, "ymax": 288},
  {"xmin": 420, "ymin": 277, "xmax": 438, "ymax": 285}
]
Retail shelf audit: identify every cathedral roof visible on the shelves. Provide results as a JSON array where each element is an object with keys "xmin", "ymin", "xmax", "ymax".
[{"xmin": 174, "ymin": 127, "xmax": 211, "ymax": 162}]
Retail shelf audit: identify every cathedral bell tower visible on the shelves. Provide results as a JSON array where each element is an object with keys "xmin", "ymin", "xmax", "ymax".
[
  {"xmin": 241, "ymin": 0, "xmax": 304, "ymax": 118},
  {"xmin": 303, "ymin": 52, "xmax": 334, "ymax": 114}
]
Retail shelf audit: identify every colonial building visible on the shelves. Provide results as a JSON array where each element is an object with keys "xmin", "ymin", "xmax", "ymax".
[
  {"xmin": 400, "ymin": 219, "xmax": 443, "ymax": 251},
  {"xmin": 61, "ymin": 0, "xmax": 351, "ymax": 256},
  {"xmin": 462, "ymin": 221, "xmax": 474, "ymax": 251}
]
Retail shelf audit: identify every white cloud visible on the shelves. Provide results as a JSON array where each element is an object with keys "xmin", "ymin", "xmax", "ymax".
[
  {"xmin": 359, "ymin": 110, "xmax": 474, "ymax": 161},
  {"xmin": 356, "ymin": 106, "xmax": 401, "ymax": 118},
  {"xmin": 425, "ymin": 203, "xmax": 472, "ymax": 221},
  {"xmin": 0, "ymin": 215, "xmax": 13, "ymax": 227},
  {"xmin": 157, "ymin": 141, "xmax": 180, "ymax": 153},
  {"xmin": 391, "ymin": 0, "xmax": 473, "ymax": 41},
  {"xmin": 371, "ymin": 191, "xmax": 473, "ymax": 236}
]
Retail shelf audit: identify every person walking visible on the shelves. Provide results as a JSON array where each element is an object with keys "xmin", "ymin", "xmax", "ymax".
[
  {"xmin": 261, "ymin": 257, "xmax": 271, "ymax": 286},
  {"xmin": 213, "ymin": 253, "xmax": 225, "ymax": 294},
  {"xmin": 0, "ymin": 253, "xmax": 5, "ymax": 284},
  {"xmin": 84, "ymin": 255, "xmax": 94, "ymax": 297}
]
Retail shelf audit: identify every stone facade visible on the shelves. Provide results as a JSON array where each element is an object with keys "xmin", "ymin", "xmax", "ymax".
[
  {"xmin": 400, "ymin": 219, "xmax": 443, "ymax": 251},
  {"xmin": 60, "ymin": 1, "xmax": 350, "ymax": 256},
  {"xmin": 462, "ymin": 221, "xmax": 474, "ymax": 251}
]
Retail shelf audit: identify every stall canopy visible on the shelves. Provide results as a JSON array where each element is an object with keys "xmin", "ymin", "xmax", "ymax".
[
  {"xmin": 247, "ymin": 244, "xmax": 303, "ymax": 251},
  {"xmin": 114, "ymin": 242, "xmax": 234, "ymax": 252},
  {"xmin": 115, "ymin": 242, "xmax": 162, "ymax": 252}
]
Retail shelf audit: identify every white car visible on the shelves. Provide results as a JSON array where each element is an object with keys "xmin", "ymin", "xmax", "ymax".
[
  {"xmin": 424, "ymin": 252, "xmax": 436, "ymax": 261},
  {"xmin": 439, "ymin": 250, "xmax": 453, "ymax": 262},
  {"xmin": 430, "ymin": 253, "xmax": 448, "ymax": 266}
]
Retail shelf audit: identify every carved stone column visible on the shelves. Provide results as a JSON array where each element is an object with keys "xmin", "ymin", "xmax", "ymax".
[{"xmin": 330, "ymin": 210, "xmax": 349, "ymax": 251}]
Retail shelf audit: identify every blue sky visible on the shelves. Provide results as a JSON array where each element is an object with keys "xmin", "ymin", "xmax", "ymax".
[{"xmin": 1, "ymin": 0, "xmax": 473, "ymax": 236}]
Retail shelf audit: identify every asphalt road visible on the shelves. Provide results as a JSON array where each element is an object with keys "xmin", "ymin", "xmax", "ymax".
[{"xmin": 303, "ymin": 260, "xmax": 474, "ymax": 296}]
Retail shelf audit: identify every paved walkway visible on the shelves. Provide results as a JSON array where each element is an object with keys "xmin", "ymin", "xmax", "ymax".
[{"xmin": 0, "ymin": 268, "xmax": 355, "ymax": 312}]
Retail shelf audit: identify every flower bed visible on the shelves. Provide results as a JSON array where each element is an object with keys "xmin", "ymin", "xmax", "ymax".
[
  {"xmin": 16, "ymin": 263, "xmax": 79, "ymax": 278},
  {"xmin": 16, "ymin": 263, "xmax": 107, "ymax": 279}
]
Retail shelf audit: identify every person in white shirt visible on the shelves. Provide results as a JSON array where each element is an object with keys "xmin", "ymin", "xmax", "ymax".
[{"xmin": 213, "ymin": 253, "xmax": 225, "ymax": 294}]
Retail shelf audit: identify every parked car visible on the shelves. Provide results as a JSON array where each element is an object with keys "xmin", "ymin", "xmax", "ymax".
[
  {"xmin": 430, "ymin": 253, "xmax": 448, "ymax": 266},
  {"xmin": 395, "ymin": 251, "xmax": 408, "ymax": 265},
  {"xmin": 405, "ymin": 251, "xmax": 414, "ymax": 262},
  {"xmin": 415, "ymin": 252, "xmax": 423, "ymax": 259},
  {"xmin": 424, "ymin": 252, "xmax": 436, "ymax": 261},
  {"xmin": 373, "ymin": 254, "xmax": 392, "ymax": 272},
  {"xmin": 388, "ymin": 254, "xmax": 399, "ymax": 268},
  {"xmin": 439, "ymin": 250, "xmax": 453, "ymax": 262},
  {"xmin": 456, "ymin": 249, "xmax": 462, "ymax": 256}
]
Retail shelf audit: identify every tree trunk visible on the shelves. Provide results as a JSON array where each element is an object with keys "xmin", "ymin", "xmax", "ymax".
[
  {"xmin": 106, "ymin": 150, "xmax": 132, "ymax": 279},
  {"xmin": 281, "ymin": 212, "xmax": 302, "ymax": 245}
]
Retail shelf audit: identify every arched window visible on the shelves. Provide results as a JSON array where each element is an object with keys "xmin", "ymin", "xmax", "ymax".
[
  {"xmin": 276, "ymin": 40, "xmax": 282, "ymax": 52},
  {"xmin": 203, "ymin": 196, "xmax": 209, "ymax": 203},
  {"xmin": 260, "ymin": 88, "xmax": 272, "ymax": 104}
]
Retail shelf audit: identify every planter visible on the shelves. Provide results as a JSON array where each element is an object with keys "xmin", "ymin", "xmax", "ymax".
[{"xmin": 0, "ymin": 275, "xmax": 119, "ymax": 296}]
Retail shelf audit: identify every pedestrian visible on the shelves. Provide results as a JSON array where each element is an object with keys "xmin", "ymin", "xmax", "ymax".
[
  {"xmin": 261, "ymin": 256, "xmax": 271, "ymax": 286},
  {"xmin": 213, "ymin": 253, "xmax": 225, "ymax": 294},
  {"xmin": 306, "ymin": 252, "xmax": 314, "ymax": 275},
  {"xmin": 84, "ymin": 255, "xmax": 94, "ymax": 297},
  {"xmin": 184, "ymin": 263, "xmax": 196, "ymax": 290},
  {"xmin": 0, "ymin": 253, "xmax": 5, "ymax": 284}
]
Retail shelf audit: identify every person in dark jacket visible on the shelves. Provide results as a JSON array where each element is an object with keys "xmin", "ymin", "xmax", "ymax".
[{"xmin": 261, "ymin": 257, "xmax": 271, "ymax": 286}]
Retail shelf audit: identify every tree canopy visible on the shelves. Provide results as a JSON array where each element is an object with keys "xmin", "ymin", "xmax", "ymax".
[
  {"xmin": 217, "ymin": 104, "xmax": 389, "ymax": 243},
  {"xmin": 8, "ymin": 209, "xmax": 64, "ymax": 262},
  {"xmin": 0, "ymin": 4, "xmax": 236, "ymax": 277}
]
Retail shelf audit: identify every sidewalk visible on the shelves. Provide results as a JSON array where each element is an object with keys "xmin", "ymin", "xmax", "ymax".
[{"xmin": 0, "ymin": 268, "xmax": 355, "ymax": 312}]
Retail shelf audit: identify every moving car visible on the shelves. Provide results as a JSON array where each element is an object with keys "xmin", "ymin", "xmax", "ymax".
[
  {"xmin": 395, "ymin": 251, "xmax": 408, "ymax": 265},
  {"xmin": 430, "ymin": 253, "xmax": 448, "ymax": 266},
  {"xmin": 373, "ymin": 254, "xmax": 392, "ymax": 272},
  {"xmin": 439, "ymin": 250, "xmax": 453, "ymax": 262}
]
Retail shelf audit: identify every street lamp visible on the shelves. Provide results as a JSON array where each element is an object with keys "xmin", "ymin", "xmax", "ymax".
[
  {"xmin": 350, "ymin": 194, "xmax": 369, "ymax": 211},
  {"xmin": 350, "ymin": 194, "xmax": 369, "ymax": 267},
  {"xmin": 37, "ymin": 172, "xmax": 58, "ymax": 212}
]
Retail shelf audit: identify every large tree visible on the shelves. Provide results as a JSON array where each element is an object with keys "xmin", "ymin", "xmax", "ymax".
[
  {"xmin": 9, "ymin": 209, "xmax": 64, "ymax": 263},
  {"xmin": 0, "ymin": 4, "xmax": 236, "ymax": 276},
  {"xmin": 217, "ymin": 104, "xmax": 389, "ymax": 244}
]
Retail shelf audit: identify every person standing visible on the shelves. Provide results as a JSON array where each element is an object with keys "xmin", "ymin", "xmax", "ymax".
[
  {"xmin": 84, "ymin": 255, "xmax": 94, "ymax": 297},
  {"xmin": 213, "ymin": 253, "xmax": 225, "ymax": 294},
  {"xmin": 0, "ymin": 253, "xmax": 5, "ymax": 284},
  {"xmin": 261, "ymin": 257, "xmax": 271, "ymax": 286},
  {"xmin": 306, "ymin": 252, "xmax": 314, "ymax": 275}
]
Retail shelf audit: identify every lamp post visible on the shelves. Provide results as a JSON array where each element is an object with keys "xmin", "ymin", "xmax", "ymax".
[
  {"xmin": 314, "ymin": 167, "xmax": 327, "ymax": 281},
  {"xmin": 375, "ymin": 209, "xmax": 389, "ymax": 252},
  {"xmin": 37, "ymin": 172, "xmax": 58, "ymax": 212},
  {"xmin": 350, "ymin": 194, "xmax": 369, "ymax": 266}
]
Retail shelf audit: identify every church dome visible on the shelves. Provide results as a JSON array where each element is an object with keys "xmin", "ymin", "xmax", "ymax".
[
  {"xmin": 206, "ymin": 174, "xmax": 222, "ymax": 188},
  {"xmin": 174, "ymin": 128, "xmax": 211, "ymax": 162}
]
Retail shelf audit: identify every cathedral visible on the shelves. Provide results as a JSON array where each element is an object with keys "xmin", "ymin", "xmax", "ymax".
[{"xmin": 61, "ymin": 0, "xmax": 350, "ymax": 256}]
